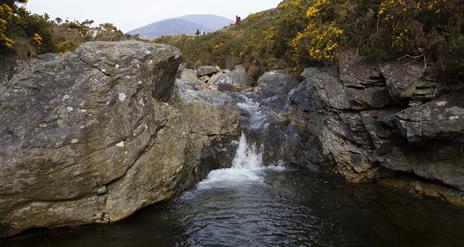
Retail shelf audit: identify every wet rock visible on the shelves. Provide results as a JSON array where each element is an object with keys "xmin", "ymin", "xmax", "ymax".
[
  {"xmin": 296, "ymin": 65, "xmax": 464, "ymax": 198},
  {"xmin": 379, "ymin": 178, "xmax": 464, "ymax": 207},
  {"xmin": 0, "ymin": 41, "xmax": 239, "ymax": 237}
]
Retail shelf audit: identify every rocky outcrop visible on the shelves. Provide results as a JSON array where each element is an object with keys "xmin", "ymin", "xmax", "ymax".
[
  {"xmin": 196, "ymin": 65, "xmax": 219, "ymax": 77},
  {"xmin": 396, "ymin": 95, "xmax": 464, "ymax": 142},
  {"xmin": 289, "ymin": 52, "xmax": 464, "ymax": 204},
  {"xmin": 176, "ymin": 64, "xmax": 253, "ymax": 92},
  {"xmin": 209, "ymin": 65, "xmax": 253, "ymax": 88},
  {"xmin": 256, "ymin": 70, "xmax": 299, "ymax": 97},
  {"xmin": 178, "ymin": 56, "xmax": 464, "ymax": 207},
  {"xmin": 0, "ymin": 41, "xmax": 240, "ymax": 237}
]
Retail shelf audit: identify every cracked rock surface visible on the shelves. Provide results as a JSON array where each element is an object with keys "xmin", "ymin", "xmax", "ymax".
[
  {"xmin": 0, "ymin": 41, "xmax": 240, "ymax": 237},
  {"xmin": 290, "ymin": 52, "xmax": 464, "ymax": 204}
]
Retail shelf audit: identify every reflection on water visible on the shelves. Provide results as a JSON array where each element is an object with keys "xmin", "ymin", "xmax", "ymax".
[{"xmin": 5, "ymin": 166, "xmax": 464, "ymax": 247}]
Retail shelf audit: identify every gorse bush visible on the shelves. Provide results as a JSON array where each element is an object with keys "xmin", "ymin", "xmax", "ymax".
[
  {"xmin": 158, "ymin": 0, "xmax": 464, "ymax": 80},
  {"xmin": 0, "ymin": 1, "xmax": 126, "ymax": 57},
  {"xmin": 2, "ymin": 0, "xmax": 462, "ymax": 80},
  {"xmin": 280, "ymin": 0, "xmax": 464, "ymax": 79},
  {"xmin": 0, "ymin": 0, "xmax": 28, "ymax": 49}
]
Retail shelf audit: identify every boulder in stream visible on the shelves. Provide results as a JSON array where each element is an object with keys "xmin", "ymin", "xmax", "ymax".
[{"xmin": 0, "ymin": 41, "xmax": 240, "ymax": 237}]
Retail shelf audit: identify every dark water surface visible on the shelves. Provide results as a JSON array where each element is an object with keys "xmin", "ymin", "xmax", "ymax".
[{"xmin": 3, "ymin": 167, "xmax": 464, "ymax": 247}]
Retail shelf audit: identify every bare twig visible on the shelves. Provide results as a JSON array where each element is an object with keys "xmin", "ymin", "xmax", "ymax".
[
  {"xmin": 397, "ymin": 48, "xmax": 425, "ymax": 62},
  {"xmin": 398, "ymin": 54, "xmax": 424, "ymax": 61}
]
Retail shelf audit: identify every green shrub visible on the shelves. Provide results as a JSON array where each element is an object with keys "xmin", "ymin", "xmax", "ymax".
[
  {"xmin": 0, "ymin": 2, "xmax": 126, "ymax": 57},
  {"xmin": 157, "ymin": 0, "xmax": 464, "ymax": 81}
]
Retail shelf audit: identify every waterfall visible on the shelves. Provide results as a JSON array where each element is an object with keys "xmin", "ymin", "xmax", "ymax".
[
  {"xmin": 196, "ymin": 133, "xmax": 268, "ymax": 190},
  {"xmin": 231, "ymin": 133, "xmax": 263, "ymax": 169}
]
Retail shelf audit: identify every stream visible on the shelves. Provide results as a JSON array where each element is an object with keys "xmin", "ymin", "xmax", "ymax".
[{"xmin": 4, "ymin": 93, "xmax": 464, "ymax": 247}]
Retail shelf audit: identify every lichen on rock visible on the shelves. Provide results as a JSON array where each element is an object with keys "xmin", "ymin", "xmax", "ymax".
[{"xmin": 0, "ymin": 41, "xmax": 240, "ymax": 237}]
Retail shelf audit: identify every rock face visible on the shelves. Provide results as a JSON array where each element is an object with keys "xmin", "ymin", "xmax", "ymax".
[
  {"xmin": 396, "ymin": 95, "xmax": 464, "ymax": 142},
  {"xmin": 289, "ymin": 52, "xmax": 464, "ymax": 204},
  {"xmin": 256, "ymin": 70, "xmax": 299, "ymax": 97},
  {"xmin": 0, "ymin": 41, "xmax": 240, "ymax": 237}
]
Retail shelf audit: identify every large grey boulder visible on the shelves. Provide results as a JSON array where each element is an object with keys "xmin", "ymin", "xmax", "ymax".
[
  {"xmin": 380, "ymin": 62, "xmax": 440, "ymax": 103},
  {"xmin": 176, "ymin": 68, "xmax": 202, "ymax": 90},
  {"xmin": 0, "ymin": 41, "xmax": 240, "ymax": 237},
  {"xmin": 256, "ymin": 70, "xmax": 298, "ymax": 97},
  {"xmin": 396, "ymin": 95, "xmax": 464, "ymax": 143},
  {"xmin": 299, "ymin": 67, "xmax": 390, "ymax": 111}
]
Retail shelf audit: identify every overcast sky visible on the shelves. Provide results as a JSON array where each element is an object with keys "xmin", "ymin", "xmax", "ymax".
[{"xmin": 26, "ymin": 0, "xmax": 282, "ymax": 32}]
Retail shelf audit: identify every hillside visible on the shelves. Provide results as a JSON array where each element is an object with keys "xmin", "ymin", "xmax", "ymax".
[
  {"xmin": 128, "ymin": 14, "xmax": 233, "ymax": 39},
  {"xmin": 156, "ymin": 0, "xmax": 464, "ymax": 81}
]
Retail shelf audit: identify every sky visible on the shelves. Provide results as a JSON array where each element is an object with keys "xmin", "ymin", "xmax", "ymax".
[{"xmin": 26, "ymin": 0, "xmax": 283, "ymax": 32}]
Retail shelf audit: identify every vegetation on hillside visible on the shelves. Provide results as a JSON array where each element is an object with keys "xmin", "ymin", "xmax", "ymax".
[
  {"xmin": 0, "ymin": 0, "xmax": 126, "ymax": 57},
  {"xmin": 156, "ymin": 0, "xmax": 464, "ymax": 80}
]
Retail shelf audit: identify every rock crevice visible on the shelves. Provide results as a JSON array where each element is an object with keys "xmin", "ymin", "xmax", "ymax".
[{"xmin": 290, "ymin": 51, "xmax": 464, "ymax": 204}]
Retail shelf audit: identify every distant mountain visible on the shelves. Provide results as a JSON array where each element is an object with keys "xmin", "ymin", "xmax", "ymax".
[
  {"xmin": 178, "ymin": 15, "xmax": 234, "ymax": 31},
  {"xmin": 128, "ymin": 14, "xmax": 234, "ymax": 39}
]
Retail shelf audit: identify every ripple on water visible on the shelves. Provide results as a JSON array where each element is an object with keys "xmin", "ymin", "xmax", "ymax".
[{"xmin": 6, "ymin": 136, "xmax": 464, "ymax": 246}]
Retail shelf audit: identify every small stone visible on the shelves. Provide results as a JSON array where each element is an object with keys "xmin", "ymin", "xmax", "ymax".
[
  {"xmin": 118, "ymin": 93, "xmax": 127, "ymax": 102},
  {"xmin": 116, "ymin": 141, "xmax": 125, "ymax": 148},
  {"xmin": 67, "ymin": 107, "xmax": 74, "ymax": 112},
  {"xmin": 436, "ymin": 101, "xmax": 447, "ymax": 106},
  {"xmin": 71, "ymin": 139, "xmax": 79, "ymax": 144},
  {"xmin": 97, "ymin": 186, "xmax": 107, "ymax": 194}
]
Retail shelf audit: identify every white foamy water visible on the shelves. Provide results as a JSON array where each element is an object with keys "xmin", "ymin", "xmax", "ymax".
[
  {"xmin": 237, "ymin": 95, "xmax": 268, "ymax": 130},
  {"xmin": 197, "ymin": 133, "xmax": 284, "ymax": 190}
]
